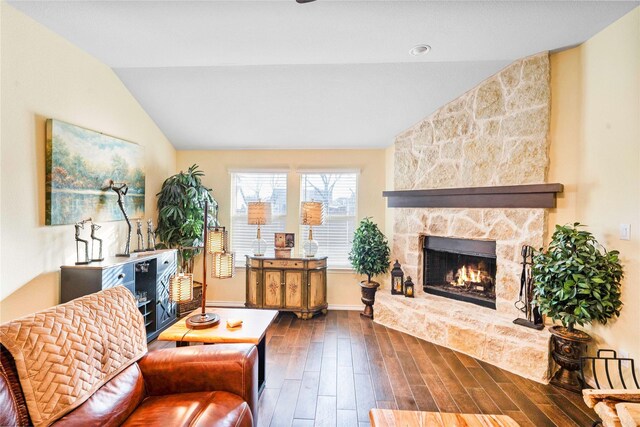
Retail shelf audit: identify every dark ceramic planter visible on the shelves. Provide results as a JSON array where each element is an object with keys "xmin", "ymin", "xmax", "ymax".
[
  {"xmin": 549, "ymin": 325, "xmax": 592, "ymax": 393},
  {"xmin": 360, "ymin": 281, "xmax": 380, "ymax": 319}
]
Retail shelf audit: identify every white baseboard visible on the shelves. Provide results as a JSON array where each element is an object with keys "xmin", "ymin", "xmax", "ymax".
[
  {"xmin": 206, "ymin": 300, "xmax": 362, "ymax": 311},
  {"xmin": 205, "ymin": 300, "xmax": 245, "ymax": 307},
  {"xmin": 328, "ymin": 304, "xmax": 362, "ymax": 311}
]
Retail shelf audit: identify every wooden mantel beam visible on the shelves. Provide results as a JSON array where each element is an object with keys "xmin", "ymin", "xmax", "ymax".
[{"xmin": 382, "ymin": 183, "xmax": 564, "ymax": 209}]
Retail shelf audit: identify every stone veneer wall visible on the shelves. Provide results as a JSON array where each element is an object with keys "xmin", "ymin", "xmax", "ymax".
[
  {"xmin": 376, "ymin": 52, "xmax": 554, "ymax": 383},
  {"xmin": 392, "ymin": 52, "xmax": 551, "ymax": 316}
]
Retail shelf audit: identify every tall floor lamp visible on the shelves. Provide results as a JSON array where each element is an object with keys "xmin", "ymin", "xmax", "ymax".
[{"xmin": 169, "ymin": 200, "xmax": 235, "ymax": 329}]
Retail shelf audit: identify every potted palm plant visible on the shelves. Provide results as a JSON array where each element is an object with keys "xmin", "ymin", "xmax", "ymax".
[
  {"xmin": 349, "ymin": 217, "xmax": 391, "ymax": 319},
  {"xmin": 532, "ymin": 223, "xmax": 623, "ymax": 392},
  {"xmin": 156, "ymin": 164, "xmax": 218, "ymax": 273}
]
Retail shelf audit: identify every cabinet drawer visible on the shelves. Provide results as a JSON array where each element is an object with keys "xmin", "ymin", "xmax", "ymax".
[
  {"xmin": 308, "ymin": 259, "xmax": 327, "ymax": 269},
  {"xmin": 157, "ymin": 251, "xmax": 177, "ymax": 274},
  {"xmin": 263, "ymin": 259, "xmax": 304, "ymax": 269},
  {"xmin": 102, "ymin": 264, "xmax": 134, "ymax": 289}
]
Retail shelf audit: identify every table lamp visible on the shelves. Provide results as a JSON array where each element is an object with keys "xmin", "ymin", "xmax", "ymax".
[
  {"xmin": 300, "ymin": 201, "xmax": 325, "ymax": 257},
  {"xmin": 247, "ymin": 201, "xmax": 271, "ymax": 256}
]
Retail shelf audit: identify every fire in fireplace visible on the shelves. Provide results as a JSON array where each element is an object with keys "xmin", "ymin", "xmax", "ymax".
[{"xmin": 423, "ymin": 236, "xmax": 497, "ymax": 309}]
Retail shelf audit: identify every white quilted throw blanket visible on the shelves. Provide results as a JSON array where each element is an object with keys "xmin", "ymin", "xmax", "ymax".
[{"xmin": 0, "ymin": 286, "xmax": 148, "ymax": 426}]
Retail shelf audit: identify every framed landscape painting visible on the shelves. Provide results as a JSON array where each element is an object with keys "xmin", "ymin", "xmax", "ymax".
[{"xmin": 45, "ymin": 119, "xmax": 145, "ymax": 225}]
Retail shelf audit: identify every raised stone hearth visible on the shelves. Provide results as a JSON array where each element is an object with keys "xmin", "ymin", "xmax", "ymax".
[
  {"xmin": 376, "ymin": 292, "xmax": 552, "ymax": 383},
  {"xmin": 379, "ymin": 52, "xmax": 554, "ymax": 383}
]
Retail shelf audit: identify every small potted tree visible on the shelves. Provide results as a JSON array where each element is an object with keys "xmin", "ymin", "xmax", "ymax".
[
  {"xmin": 532, "ymin": 223, "xmax": 623, "ymax": 392},
  {"xmin": 349, "ymin": 217, "xmax": 391, "ymax": 319},
  {"xmin": 156, "ymin": 164, "xmax": 218, "ymax": 274}
]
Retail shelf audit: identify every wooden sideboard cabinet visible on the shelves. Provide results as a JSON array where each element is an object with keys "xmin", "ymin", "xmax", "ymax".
[
  {"xmin": 61, "ymin": 249, "xmax": 178, "ymax": 341},
  {"xmin": 245, "ymin": 256, "xmax": 328, "ymax": 319}
]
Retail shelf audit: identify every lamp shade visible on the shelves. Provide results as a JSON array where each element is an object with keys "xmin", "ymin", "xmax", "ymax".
[
  {"xmin": 169, "ymin": 273, "xmax": 193, "ymax": 303},
  {"xmin": 213, "ymin": 252, "xmax": 235, "ymax": 279},
  {"xmin": 300, "ymin": 201, "xmax": 325, "ymax": 226},
  {"xmin": 208, "ymin": 226, "xmax": 227, "ymax": 254},
  {"xmin": 247, "ymin": 202, "xmax": 271, "ymax": 225}
]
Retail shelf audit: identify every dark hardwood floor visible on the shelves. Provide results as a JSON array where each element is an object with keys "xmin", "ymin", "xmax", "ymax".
[{"xmin": 150, "ymin": 310, "xmax": 597, "ymax": 427}]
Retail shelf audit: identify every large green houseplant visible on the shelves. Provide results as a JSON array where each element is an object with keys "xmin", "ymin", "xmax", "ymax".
[
  {"xmin": 156, "ymin": 164, "xmax": 219, "ymax": 273},
  {"xmin": 349, "ymin": 217, "xmax": 391, "ymax": 319},
  {"xmin": 532, "ymin": 222, "xmax": 623, "ymax": 392}
]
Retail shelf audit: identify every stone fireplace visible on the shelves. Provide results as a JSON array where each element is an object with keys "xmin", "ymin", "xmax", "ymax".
[
  {"xmin": 375, "ymin": 52, "xmax": 557, "ymax": 383},
  {"xmin": 423, "ymin": 236, "xmax": 497, "ymax": 309}
]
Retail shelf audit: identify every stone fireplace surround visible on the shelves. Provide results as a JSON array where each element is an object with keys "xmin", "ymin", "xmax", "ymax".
[{"xmin": 375, "ymin": 52, "xmax": 555, "ymax": 383}]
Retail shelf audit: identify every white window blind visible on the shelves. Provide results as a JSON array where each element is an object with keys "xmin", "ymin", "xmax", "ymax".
[
  {"xmin": 231, "ymin": 172, "xmax": 287, "ymax": 265},
  {"xmin": 300, "ymin": 172, "xmax": 358, "ymax": 268}
]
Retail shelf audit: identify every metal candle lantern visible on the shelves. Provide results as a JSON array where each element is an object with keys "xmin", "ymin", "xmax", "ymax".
[
  {"xmin": 391, "ymin": 260, "xmax": 404, "ymax": 295},
  {"xmin": 404, "ymin": 276, "xmax": 415, "ymax": 298}
]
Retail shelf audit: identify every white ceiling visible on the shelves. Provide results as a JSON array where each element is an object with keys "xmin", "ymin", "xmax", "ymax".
[{"xmin": 9, "ymin": 1, "xmax": 639, "ymax": 149}]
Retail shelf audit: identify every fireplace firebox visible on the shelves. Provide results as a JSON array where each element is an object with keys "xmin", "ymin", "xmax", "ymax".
[{"xmin": 423, "ymin": 236, "xmax": 497, "ymax": 309}]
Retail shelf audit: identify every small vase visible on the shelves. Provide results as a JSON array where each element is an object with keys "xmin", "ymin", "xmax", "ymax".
[
  {"xmin": 549, "ymin": 325, "xmax": 592, "ymax": 393},
  {"xmin": 360, "ymin": 281, "xmax": 380, "ymax": 319}
]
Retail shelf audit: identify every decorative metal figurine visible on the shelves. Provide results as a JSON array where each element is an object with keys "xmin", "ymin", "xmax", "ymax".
[
  {"xmin": 146, "ymin": 219, "xmax": 156, "ymax": 251},
  {"xmin": 103, "ymin": 180, "xmax": 131, "ymax": 257},
  {"xmin": 90, "ymin": 221, "xmax": 104, "ymax": 261},
  {"xmin": 135, "ymin": 220, "xmax": 145, "ymax": 252},
  {"xmin": 74, "ymin": 218, "xmax": 91, "ymax": 265}
]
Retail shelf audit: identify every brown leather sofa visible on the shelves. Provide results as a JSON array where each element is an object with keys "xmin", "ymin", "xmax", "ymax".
[{"xmin": 0, "ymin": 342, "xmax": 258, "ymax": 426}]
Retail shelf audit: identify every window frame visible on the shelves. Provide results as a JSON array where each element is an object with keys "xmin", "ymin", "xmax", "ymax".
[
  {"xmin": 298, "ymin": 170, "xmax": 359, "ymax": 269},
  {"xmin": 229, "ymin": 170, "xmax": 288, "ymax": 266}
]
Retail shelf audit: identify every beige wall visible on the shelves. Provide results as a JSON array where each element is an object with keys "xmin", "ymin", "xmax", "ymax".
[
  {"xmin": 176, "ymin": 149, "xmax": 388, "ymax": 308},
  {"xmin": 0, "ymin": 3, "xmax": 177, "ymax": 321},
  {"xmin": 549, "ymin": 7, "xmax": 640, "ymax": 359}
]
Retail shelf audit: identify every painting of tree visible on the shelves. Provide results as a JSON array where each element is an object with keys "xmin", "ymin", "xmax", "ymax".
[{"xmin": 45, "ymin": 119, "xmax": 145, "ymax": 225}]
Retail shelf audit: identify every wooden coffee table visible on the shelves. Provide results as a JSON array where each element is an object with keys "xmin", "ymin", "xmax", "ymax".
[
  {"xmin": 158, "ymin": 307, "xmax": 278, "ymax": 393},
  {"xmin": 369, "ymin": 409, "xmax": 520, "ymax": 426}
]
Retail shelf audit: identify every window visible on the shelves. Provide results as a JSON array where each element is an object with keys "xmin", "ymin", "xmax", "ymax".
[
  {"xmin": 231, "ymin": 172, "xmax": 287, "ymax": 265},
  {"xmin": 300, "ymin": 172, "xmax": 358, "ymax": 268}
]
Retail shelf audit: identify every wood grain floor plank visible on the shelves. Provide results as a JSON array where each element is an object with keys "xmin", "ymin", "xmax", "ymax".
[
  {"xmin": 550, "ymin": 394, "xmax": 598, "ymax": 426},
  {"xmin": 314, "ymin": 395, "xmax": 337, "ymax": 427},
  {"xmin": 304, "ymin": 342, "xmax": 323, "ymax": 372},
  {"xmin": 467, "ymin": 367, "xmax": 520, "ymax": 412},
  {"xmin": 409, "ymin": 384, "xmax": 439, "ymax": 412},
  {"xmin": 499, "ymin": 383, "xmax": 556, "ymax": 427},
  {"xmin": 270, "ymin": 379, "xmax": 301, "ymax": 427},
  {"xmin": 422, "ymin": 373, "xmax": 460, "ymax": 413},
  {"xmin": 538, "ymin": 404, "xmax": 580, "ymax": 427},
  {"xmin": 294, "ymin": 371, "xmax": 320, "ymax": 420},
  {"xmin": 338, "ymin": 338, "xmax": 353, "ymax": 367},
  {"xmin": 337, "ymin": 409, "xmax": 359, "ymax": 427},
  {"xmin": 318, "ymin": 356, "xmax": 337, "ymax": 396},
  {"xmin": 292, "ymin": 419, "xmax": 315, "ymax": 427},
  {"xmin": 322, "ymin": 331, "xmax": 337, "ymax": 358},
  {"xmin": 467, "ymin": 387, "xmax": 502, "ymax": 415},
  {"xmin": 257, "ymin": 387, "xmax": 280, "ymax": 427},
  {"xmin": 368, "ymin": 358, "xmax": 395, "ymax": 402},
  {"xmin": 337, "ymin": 366, "xmax": 357, "ymax": 410},
  {"xmin": 375, "ymin": 400, "xmax": 398, "ymax": 410},
  {"xmin": 354, "ymin": 373, "xmax": 377, "ymax": 423},
  {"xmin": 351, "ymin": 340, "xmax": 369, "ymax": 375},
  {"xmin": 396, "ymin": 351, "xmax": 426, "ymax": 386},
  {"xmin": 454, "ymin": 351, "xmax": 482, "ymax": 368},
  {"xmin": 286, "ymin": 346, "xmax": 309, "ymax": 380}
]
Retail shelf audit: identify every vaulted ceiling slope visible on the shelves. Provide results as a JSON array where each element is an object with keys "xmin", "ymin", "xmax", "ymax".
[{"xmin": 10, "ymin": 1, "xmax": 639, "ymax": 149}]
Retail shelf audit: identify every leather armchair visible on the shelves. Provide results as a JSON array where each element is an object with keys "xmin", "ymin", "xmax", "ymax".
[{"xmin": 1, "ymin": 343, "xmax": 258, "ymax": 427}]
